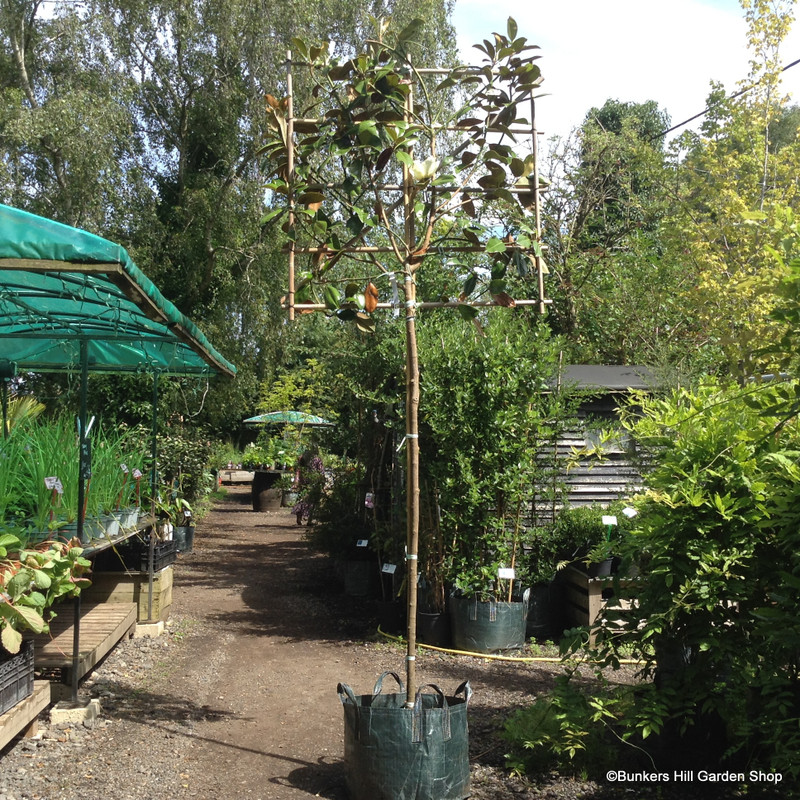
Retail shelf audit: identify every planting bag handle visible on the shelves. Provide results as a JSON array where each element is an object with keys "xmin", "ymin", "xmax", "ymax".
[
  {"xmin": 412, "ymin": 683, "xmax": 449, "ymax": 743},
  {"xmin": 453, "ymin": 680, "xmax": 473, "ymax": 706},
  {"xmin": 337, "ymin": 681, "xmax": 358, "ymax": 707},
  {"xmin": 372, "ymin": 670, "xmax": 405, "ymax": 695}
]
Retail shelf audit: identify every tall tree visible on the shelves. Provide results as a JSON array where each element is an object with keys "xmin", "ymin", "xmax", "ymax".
[
  {"xmin": 668, "ymin": 0, "xmax": 799, "ymax": 376},
  {"xmin": 0, "ymin": 0, "xmax": 457, "ymax": 437},
  {"xmin": 542, "ymin": 98, "xmax": 680, "ymax": 367}
]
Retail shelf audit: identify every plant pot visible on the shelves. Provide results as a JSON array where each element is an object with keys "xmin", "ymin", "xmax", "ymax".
[
  {"xmin": 100, "ymin": 513, "xmax": 120, "ymax": 539},
  {"xmin": 449, "ymin": 590, "xmax": 530, "ymax": 654},
  {"xmin": 526, "ymin": 581, "xmax": 564, "ymax": 642},
  {"xmin": 338, "ymin": 671, "xmax": 471, "ymax": 800},
  {"xmin": 173, "ymin": 525, "xmax": 195, "ymax": 553},
  {"xmin": 281, "ymin": 490, "xmax": 298, "ymax": 507},
  {"xmin": 417, "ymin": 610, "xmax": 452, "ymax": 649},
  {"xmin": 343, "ymin": 559, "xmax": 375, "ymax": 597},
  {"xmin": 589, "ymin": 555, "xmax": 621, "ymax": 578},
  {"xmin": 376, "ymin": 600, "xmax": 405, "ymax": 635},
  {"xmin": 117, "ymin": 506, "xmax": 140, "ymax": 531},
  {"xmin": 251, "ymin": 470, "xmax": 284, "ymax": 511},
  {"xmin": 0, "ymin": 640, "xmax": 34, "ymax": 716}
]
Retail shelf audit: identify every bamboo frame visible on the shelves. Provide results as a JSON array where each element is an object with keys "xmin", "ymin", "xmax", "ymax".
[{"xmin": 280, "ymin": 54, "xmax": 548, "ymax": 702}]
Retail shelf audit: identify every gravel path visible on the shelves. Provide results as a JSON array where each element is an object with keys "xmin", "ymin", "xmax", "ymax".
[{"xmin": 0, "ymin": 487, "xmax": 756, "ymax": 800}]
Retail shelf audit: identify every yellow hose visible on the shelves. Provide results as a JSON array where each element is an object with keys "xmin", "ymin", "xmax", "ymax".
[{"xmin": 376, "ymin": 626, "xmax": 644, "ymax": 665}]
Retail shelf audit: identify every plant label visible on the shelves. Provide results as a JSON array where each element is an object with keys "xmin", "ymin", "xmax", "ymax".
[
  {"xmin": 356, "ymin": 539, "xmax": 369, "ymax": 548},
  {"xmin": 120, "ymin": 463, "xmax": 129, "ymax": 473},
  {"xmin": 44, "ymin": 476, "xmax": 60, "ymax": 491},
  {"xmin": 602, "ymin": 515, "xmax": 618, "ymax": 526},
  {"xmin": 133, "ymin": 469, "xmax": 142, "ymax": 479},
  {"xmin": 382, "ymin": 563, "xmax": 397, "ymax": 574},
  {"xmin": 498, "ymin": 567, "xmax": 515, "ymax": 580}
]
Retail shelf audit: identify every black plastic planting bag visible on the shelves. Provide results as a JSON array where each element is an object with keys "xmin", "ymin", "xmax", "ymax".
[
  {"xmin": 449, "ymin": 589, "xmax": 531, "ymax": 654},
  {"xmin": 338, "ymin": 671, "xmax": 471, "ymax": 800}
]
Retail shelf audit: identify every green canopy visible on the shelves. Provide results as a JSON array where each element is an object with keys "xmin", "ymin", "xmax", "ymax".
[
  {"xmin": 244, "ymin": 411, "xmax": 334, "ymax": 426},
  {"xmin": 0, "ymin": 204, "xmax": 235, "ymax": 376}
]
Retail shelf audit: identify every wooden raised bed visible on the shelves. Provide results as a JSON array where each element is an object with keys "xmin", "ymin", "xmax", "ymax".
[
  {"xmin": 0, "ymin": 681, "xmax": 50, "ymax": 751},
  {"xmin": 29, "ymin": 602, "xmax": 137, "ymax": 685},
  {"xmin": 84, "ymin": 566, "xmax": 173, "ymax": 622}
]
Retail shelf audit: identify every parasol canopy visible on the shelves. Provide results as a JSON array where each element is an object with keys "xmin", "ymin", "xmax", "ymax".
[{"xmin": 243, "ymin": 411, "xmax": 334, "ymax": 426}]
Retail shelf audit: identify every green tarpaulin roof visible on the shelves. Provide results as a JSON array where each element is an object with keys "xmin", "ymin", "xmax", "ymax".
[{"xmin": 0, "ymin": 204, "xmax": 236, "ymax": 377}]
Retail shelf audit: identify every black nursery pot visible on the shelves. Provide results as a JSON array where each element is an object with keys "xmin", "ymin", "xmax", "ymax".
[{"xmin": 417, "ymin": 610, "xmax": 452, "ymax": 649}]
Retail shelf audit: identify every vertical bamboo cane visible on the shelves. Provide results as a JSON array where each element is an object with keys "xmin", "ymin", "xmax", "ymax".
[
  {"xmin": 531, "ymin": 97, "xmax": 545, "ymax": 315},
  {"xmin": 286, "ymin": 51, "xmax": 296, "ymax": 322},
  {"xmin": 403, "ymin": 74, "xmax": 420, "ymax": 706}
]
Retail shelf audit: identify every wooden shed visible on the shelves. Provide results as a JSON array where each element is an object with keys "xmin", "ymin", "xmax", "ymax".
[{"xmin": 539, "ymin": 365, "xmax": 657, "ymax": 518}]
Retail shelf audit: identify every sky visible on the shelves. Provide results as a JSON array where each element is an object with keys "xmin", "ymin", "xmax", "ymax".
[{"xmin": 450, "ymin": 0, "xmax": 800, "ymax": 143}]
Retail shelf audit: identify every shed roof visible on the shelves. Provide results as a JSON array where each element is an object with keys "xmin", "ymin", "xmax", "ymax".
[
  {"xmin": 558, "ymin": 365, "xmax": 655, "ymax": 392},
  {"xmin": 0, "ymin": 204, "xmax": 235, "ymax": 377}
]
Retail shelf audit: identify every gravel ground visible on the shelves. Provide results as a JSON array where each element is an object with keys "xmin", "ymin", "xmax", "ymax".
[{"xmin": 0, "ymin": 487, "xmax": 779, "ymax": 800}]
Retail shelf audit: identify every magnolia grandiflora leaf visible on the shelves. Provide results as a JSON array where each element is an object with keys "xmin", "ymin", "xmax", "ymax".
[
  {"xmin": 355, "ymin": 313, "xmax": 376, "ymax": 334},
  {"xmin": 375, "ymin": 147, "xmax": 393, "ymax": 172},
  {"xmin": 461, "ymin": 193, "xmax": 476, "ymax": 218},
  {"xmin": 323, "ymin": 285, "xmax": 341, "ymax": 310},
  {"xmin": 410, "ymin": 156, "xmax": 440, "ymax": 183},
  {"xmin": 507, "ymin": 16, "xmax": 518, "ymax": 40},
  {"xmin": 365, "ymin": 282, "xmax": 379, "ymax": 313},
  {"xmin": 457, "ymin": 303, "xmax": 478, "ymax": 320},
  {"xmin": 462, "ymin": 273, "xmax": 478, "ymax": 298},
  {"xmin": 491, "ymin": 291, "xmax": 516, "ymax": 308},
  {"xmin": 396, "ymin": 18, "xmax": 424, "ymax": 45}
]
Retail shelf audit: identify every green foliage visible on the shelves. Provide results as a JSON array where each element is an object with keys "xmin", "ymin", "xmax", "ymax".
[
  {"xmin": 262, "ymin": 16, "xmax": 546, "ymax": 329},
  {"xmin": 577, "ymin": 379, "xmax": 800, "ymax": 777},
  {"xmin": 155, "ymin": 427, "xmax": 217, "ymax": 505},
  {"xmin": 503, "ymin": 670, "xmax": 626, "ymax": 780},
  {"xmin": 0, "ymin": 536, "xmax": 91, "ymax": 654},
  {"xmin": 419, "ymin": 313, "xmax": 577, "ymax": 598},
  {"xmin": 306, "ymin": 460, "xmax": 370, "ymax": 559}
]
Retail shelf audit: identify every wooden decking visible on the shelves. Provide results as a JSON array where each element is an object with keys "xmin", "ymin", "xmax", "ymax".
[
  {"xmin": 30, "ymin": 602, "xmax": 137, "ymax": 684},
  {"xmin": 0, "ymin": 681, "xmax": 51, "ymax": 751}
]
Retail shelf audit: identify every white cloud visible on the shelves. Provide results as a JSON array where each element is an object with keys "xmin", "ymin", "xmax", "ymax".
[{"xmin": 451, "ymin": 0, "xmax": 800, "ymax": 142}]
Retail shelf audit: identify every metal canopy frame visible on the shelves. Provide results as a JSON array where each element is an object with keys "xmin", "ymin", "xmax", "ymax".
[{"xmin": 0, "ymin": 204, "xmax": 236, "ymax": 702}]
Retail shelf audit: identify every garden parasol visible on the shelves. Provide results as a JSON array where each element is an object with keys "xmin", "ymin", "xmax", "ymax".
[{"xmin": 243, "ymin": 411, "xmax": 334, "ymax": 426}]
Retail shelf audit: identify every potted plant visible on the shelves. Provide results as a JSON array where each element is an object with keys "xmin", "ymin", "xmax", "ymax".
[
  {"xmin": 155, "ymin": 491, "xmax": 193, "ymax": 552},
  {"xmin": 0, "ymin": 528, "xmax": 92, "ymax": 655},
  {"xmin": 264, "ymin": 17, "xmax": 547, "ymax": 797},
  {"xmin": 419, "ymin": 315, "xmax": 577, "ymax": 654}
]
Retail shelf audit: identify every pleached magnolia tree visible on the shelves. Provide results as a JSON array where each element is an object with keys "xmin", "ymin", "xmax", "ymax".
[{"xmin": 261, "ymin": 17, "xmax": 548, "ymax": 699}]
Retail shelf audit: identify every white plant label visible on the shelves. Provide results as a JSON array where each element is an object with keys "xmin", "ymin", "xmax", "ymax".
[
  {"xmin": 133, "ymin": 469, "xmax": 143, "ymax": 479},
  {"xmin": 498, "ymin": 567, "xmax": 515, "ymax": 580},
  {"xmin": 602, "ymin": 515, "xmax": 618, "ymax": 526},
  {"xmin": 120, "ymin": 463, "xmax": 129, "ymax": 473},
  {"xmin": 356, "ymin": 539, "xmax": 369, "ymax": 548},
  {"xmin": 382, "ymin": 563, "xmax": 397, "ymax": 574},
  {"xmin": 44, "ymin": 476, "xmax": 61, "ymax": 493}
]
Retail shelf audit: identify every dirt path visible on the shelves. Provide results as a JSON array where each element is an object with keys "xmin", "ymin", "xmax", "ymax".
[{"xmin": 149, "ymin": 485, "xmax": 395, "ymax": 799}]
